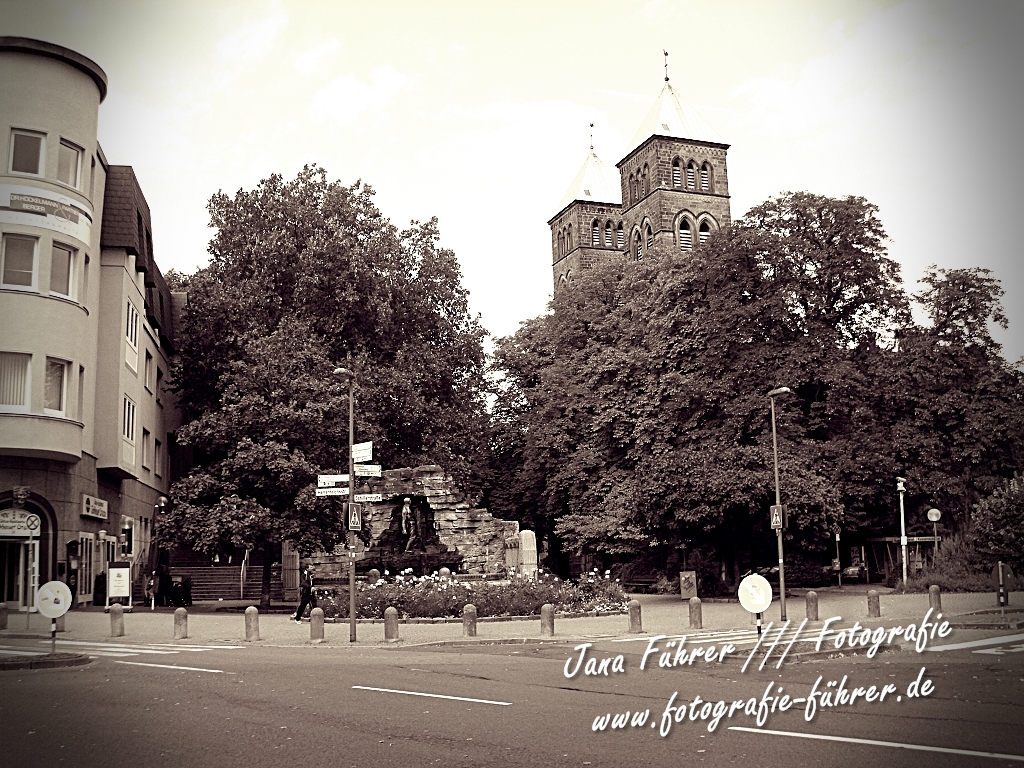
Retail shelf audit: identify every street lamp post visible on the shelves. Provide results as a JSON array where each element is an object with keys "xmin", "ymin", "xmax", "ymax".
[
  {"xmin": 150, "ymin": 496, "xmax": 168, "ymax": 610},
  {"xmin": 896, "ymin": 477, "xmax": 908, "ymax": 587},
  {"xmin": 767, "ymin": 386, "xmax": 792, "ymax": 621},
  {"xmin": 334, "ymin": 367, "xmax": 357, "ymax": 642}
]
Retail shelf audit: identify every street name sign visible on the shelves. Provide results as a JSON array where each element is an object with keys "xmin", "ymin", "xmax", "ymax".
[
  {"xmin": 354, "ymin": 493, "xmax": 382, "ymax": 503},
  {"xmin": 352, "ymin": 441, "xmax": 373, "ymax": 463},
  {"xmin": 37, "ymin": 580, "xmax": 72, "ymax": 619},
  {"xmin": 354, "ymin": 464, "xmax": 382, "ymax": 477},
  {"xmin": 318, "ymin": 474, "xmax": 349, "ymax": 487},
  {"xmin": 738, "ymin": 573, "xmax": 773, "ymax": 614},
  {"xmin": 316, "ymin": 487, "xmax": 349, "ymax": 497}
]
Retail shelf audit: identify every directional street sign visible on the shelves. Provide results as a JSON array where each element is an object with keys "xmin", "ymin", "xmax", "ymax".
[
  {"xmin": 351, "ymin": 441, "xmax": 373, "ymax": 463},
  {"xmin": 37, "ymin": 580, "xmax": 72, "ymax": 619},
  {"xmin": 318, "ymin": 474, "xmax": 349, "ymax": 487},
  {"xmin": 738, "ymin": 573, "xmax": 773, "ymax": 614},
  {"xmin": 315, "ymin": 487, "xmax": 350, "ymax": 497},
  {"xmin": 770, "ymin": 504, "xmax": 783, "ymax": 530},
  {"xmin": 354, "ymin": 464, "xmax": 382, "ymax": 477},
  {"xmin": 354, "ymin": 493, "xmax": 382, "ymax": 503},
  {"xmin": 348, "ymin": 503, "xmax": 362, "ymax": 531}
]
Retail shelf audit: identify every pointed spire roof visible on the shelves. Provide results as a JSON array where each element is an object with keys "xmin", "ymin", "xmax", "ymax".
[
  {"xmin": 625, "ymin": 81, "xmax": 724, "ymax": 154},
  {"xmin": 556, "ymin": 149, "xmax": 622, "ymax": 211}
]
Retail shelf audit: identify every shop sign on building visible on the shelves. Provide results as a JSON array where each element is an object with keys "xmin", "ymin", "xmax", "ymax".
[
  {"xmin": 82, "ymin": 494, "xmax": 109, "ymax": 520},
  {"xmin": 0, "ymin": 509, "xmax": 40, "ymax": 537}
]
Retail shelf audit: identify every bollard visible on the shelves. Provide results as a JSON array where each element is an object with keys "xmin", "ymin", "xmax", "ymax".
[
  {"xmin": 867, "ymin": 589, "xmax": 881, "ymax": 618},
  {"xmin": 173, "ymin": 607, "xmax": 188, "ymax": 639},
  {"xmin": 0, "ymin": 602, "xmax": 7, "ymax": 630},
  {"xmin": 463, "ymin": 604, "xmax": 477, "ymax": 637},
  {"xmin": 928, "ymin": 584, "xmax": 942, "ymax": 613},
  {"xmin": 540, "ymin": 603, "xmax": 555, "ymax": 636},
  {"xmin": 244, "ymin": 606, "xmax": 260, "ymax": 642},
  {"xmin": 367, "ymin": 568, "xmax": 381, "ymax": 585},
  {"xmin": 310, "ymin": 607, "xmax": 325, "ymax": 643},
  {"xmin": 688, "ymin": 596, "xmax": 702, "ymax": 630},
  {"xmin": 805, "ymin": 590, "xmax": 819, "ymax": 621},
  {"xmin": 384, "ymin": 606, "xmax": 400, "ymax": 642},
  {"xmin": 110, "ymin": 603, "xmax": 125, "ymax": 637},
  {"xmin": 439, "ymin": 567, "xmax": 452, "ymax": 580},
  {"xmin": 628, "ymin": 599, "xmax": 642, "ymax": 633}
]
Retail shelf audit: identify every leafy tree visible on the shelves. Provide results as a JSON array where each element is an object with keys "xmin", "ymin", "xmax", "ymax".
[
  {"xmin": 970, "ymin": 474, "xmax": 1024, "ymax": 573},
  {"xmin": 166, "ymin": 167, "xmax": 490, "ymax": 607}
]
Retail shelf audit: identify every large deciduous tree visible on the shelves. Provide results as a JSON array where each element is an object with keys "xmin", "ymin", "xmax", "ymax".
[{"xmin": 165, "ymin": 167, "xmax": 490, "ymax": 607}]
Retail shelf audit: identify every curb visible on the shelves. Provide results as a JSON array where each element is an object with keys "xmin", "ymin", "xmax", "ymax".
[
  {"xmin": 789, "ymin": 643, "xmax": 902, "ymax": 662},
  {"xmin": 0, "ymin": 653, "xmax": 92, "ymax": 671}
]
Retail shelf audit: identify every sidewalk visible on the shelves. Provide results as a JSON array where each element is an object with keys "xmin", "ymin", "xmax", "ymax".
[{"xmin": 2, "ymin": 590, "xmax": 1019, "ymax": 649}]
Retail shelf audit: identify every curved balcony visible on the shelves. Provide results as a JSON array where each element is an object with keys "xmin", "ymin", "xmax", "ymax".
[{"xmin": 0, "ymin": 412, "xmax": 82, "ymax": 462}]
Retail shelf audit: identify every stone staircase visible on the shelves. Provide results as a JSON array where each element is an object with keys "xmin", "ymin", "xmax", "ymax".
[{"xmin": 168, "ymin": 565, "xmax": 285, "ymax": 602}]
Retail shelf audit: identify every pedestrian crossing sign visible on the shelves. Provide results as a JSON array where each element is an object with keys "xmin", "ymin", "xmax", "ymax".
[
  {"xmin": 770, "ymin": 504, "xmax": 784, "ymax": 530},
  {"xmin": 348, "ymin": 503, "xmax": 362, "ymax": 532}
]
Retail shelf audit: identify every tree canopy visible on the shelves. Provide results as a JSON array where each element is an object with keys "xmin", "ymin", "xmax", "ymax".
[
  {"xmin": 489, "ymin": 192, "xmax": 1024, "ymax": 581},
  {"xmin": 164, "ymin": 167, "xmax": 490, "ymax": 606}
]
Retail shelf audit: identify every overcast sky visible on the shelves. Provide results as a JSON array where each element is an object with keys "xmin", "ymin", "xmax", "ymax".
[{"xmin": 6, "ymin": 0, "xmax": 1022, "ymax": 360}]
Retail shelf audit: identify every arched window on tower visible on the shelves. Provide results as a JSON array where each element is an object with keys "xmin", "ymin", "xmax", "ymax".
[
  {"xmin": 616, "ymin": 222, "xmax": 624, "ymax": 249},
  {"xmin": 679, "ymin": 219, "xmax": 692, "ymax": 250},
  {"xmin": 701, "ymin": 163, "xmax": 711, "ymax": 192},
  {"xmin": 645, "ymin": 224, "xmax": 653, "ymax": 250},
  {"xmin": 604, "ymin": 221, "xmax": 613, "ymax": 247},
  {"xmin": 633, "ymin": 230, "xmax": 643, "ymax": 261},
  {"xmin": 592, "ymin": 220, "xmax": 600, "ymax": 247},
  {"xmin": 686, "ymin": 161, "xmax": 696, "ymax": 190},
  {"xmin": 558, "ymin": 232, "xmax": 564, "ymax": 256},
  {"xmin": 567, "ymin": 224, "xmax": 573, "ymax": 249},
  {"xmin": 628, "ymin": 174, "xmax": 636, "ymax": 204},
  {"xmin": 642, "ymin": 164, "xmax": 649, "ymax": 196},
  {"xmin": 672, "ymin": 159, "xmax": 681, "ymax": 187},
  {"xmin": 699, "ymin": 220, "xmax": 711, "ymax": 244}
]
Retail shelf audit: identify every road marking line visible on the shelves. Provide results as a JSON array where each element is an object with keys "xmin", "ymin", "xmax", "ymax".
[
  {"xmin": 0, "ymin": 648, "xmax": 44, "ymax": 656},
  {"xmin": 352, "ymin": 685, "xmax": 511, "ymax": 706},
  {"xmin": 728, "ymin": 726, "xmax": 1024, "ymax": 762},
  {"xmin": 925, "ymin": 633, "xmax": 1024, "ymax": 652},
  {"xmin": 113, "ymin": 661, "xmax": 229, "ymax": 673}
]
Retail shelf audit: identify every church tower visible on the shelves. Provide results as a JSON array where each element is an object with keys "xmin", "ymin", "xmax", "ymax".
[{"xmin": 550, "ymin": 68, "xmax": 731, "ymax": 289}]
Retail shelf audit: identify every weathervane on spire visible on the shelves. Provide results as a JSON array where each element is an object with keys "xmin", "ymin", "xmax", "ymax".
[
  {"xmin": 664, "ymin": 49, "xmax": 669, "ymax": 82},
  {"xmin": 589, "ymin": 122, "xmax": 594, "ymax": 152}
]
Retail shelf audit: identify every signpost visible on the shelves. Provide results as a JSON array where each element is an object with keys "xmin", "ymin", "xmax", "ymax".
[
  {"xmin": 770, "ymin": 505, "xmax": 783, "ymax": 530},
  {"xmin": 315, "ymin": 486, "xmax": 349, "ymax": 497},
  {"xmin": 834, "ymin": 528, "xmax": 842, "ymax": 588},
  {"xmin": 354, "ymin": 464, "xmax": 381, "ymax": 477},
  {"xmin": 353, "ymin": 493, "xmax": 382, "ymax": 503},
  {"xmin": 352, "ymin": 441, "xmax": 373, "ymax": 463},
  {"xmin": 738, "ymin": 573, "xmax": 773, "ymax": 637},
  {"xmin": 37, "ymin": 580, "xmax": 72, "ymax": 654},
  {"xmin": 317, "ymin": 474, "xmax": 349, "ymax": 487},
  {"xmin": 347, "ymin": 503, "xmax": 362, "ymax": 532},
  {"xmin": 106, "ymin": 561, "xmax": 132, "ymax": 612}
]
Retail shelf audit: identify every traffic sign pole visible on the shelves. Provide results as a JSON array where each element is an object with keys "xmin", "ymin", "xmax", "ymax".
[{"xmin": 347, "ymin": 375, "xmax": 356, "ymax": 643}]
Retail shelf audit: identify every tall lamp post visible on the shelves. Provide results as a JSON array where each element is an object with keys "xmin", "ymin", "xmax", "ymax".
[
  {"xmin": 334, "ymin": 367, "xmax": 357, "ymax": 642},
  {"xmin": 149, "ymin": 496, "xmax": 168, "ymax": 609},
  {"xmin": 896, "ymin": 477, "xmax": 908, "ymax": 587},
  {"xmin": 767, "ymin": 386, "xmax": 793, "ymax": 621}
]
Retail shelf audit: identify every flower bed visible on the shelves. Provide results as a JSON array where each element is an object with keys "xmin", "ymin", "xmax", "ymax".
[{"xmin": 313, "ymin": 569, "xmax": 629, "ymax": 620}]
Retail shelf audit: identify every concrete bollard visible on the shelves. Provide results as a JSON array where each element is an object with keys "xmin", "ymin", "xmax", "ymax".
[
  {"xmin": 110, "ymin": 603, "xmax": 125, "ymax": 637},
  {"xmin": 173, "ymin": 607, "xmax": 188, "ymax": 639},
  {"xmin": 384, "ymin": 606, "xmax": 400, "ymax": 642},
  {"xmin": 628, "ymin": 599, "xmax": 642, "ymax": 633},
  {"xmin": 689, "ymin": 596, "xmax": 702, "ymax": 630},
  {"xmin": 367, "ymin": 568, "xmax": 381, "ymax": 585},
  {"xmin": 928, "ymin": 584, "xmax": 942, "ymax": 613},
  {"xmin": 310, "ymin": 607, "xmax": 325, "ymax": 643},
  {"xmin": 0, "ymin": 602, "xmax": 8, "ymax": 630},
  {"xmin": 463, "ymin": 604, "xmax": 477, "ymax": 637},
  {"xmin": 244, "ymin": 606, "xmax": 260, "ymax": 641},
  {"xmin": 540, "ymin": 603, "xmax": 555, "ymax": 636},
  {"xmin": 867, "ymin": 589, "xmax": 881, "ymax": 618},
  {"xmin": 806, "ymin": 590, "xmax": 819, "ymax": 621}
]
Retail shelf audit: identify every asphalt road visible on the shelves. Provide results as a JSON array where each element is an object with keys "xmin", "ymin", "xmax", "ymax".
[{"xmin": 1, "ymin": 630, "xmax": 1023, "ymax": 768}]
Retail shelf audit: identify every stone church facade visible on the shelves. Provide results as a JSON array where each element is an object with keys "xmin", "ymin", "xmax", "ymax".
[{"xmin": 549, "ymin": 79, "xmax": 732, "ymax": 289}]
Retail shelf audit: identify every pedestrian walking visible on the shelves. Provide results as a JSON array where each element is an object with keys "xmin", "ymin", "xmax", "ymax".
[{"xmin": 293, "ymin": 565, "xmax": 315, "ymax": 623}]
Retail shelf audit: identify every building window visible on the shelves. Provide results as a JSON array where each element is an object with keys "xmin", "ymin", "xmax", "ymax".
[
  {"xmin": 566, "ymin": 224, "xmax": 572, "ymax": 249},
  {"xmin": 699, "ymin": 220, "xmax": 712, "ymax": 244},
  {"xmin": 57, "ymin": 140, "xmax": 82, "ymax": 188},
  {"xmin": 701, "ymin": 163, "xmax": 711, "ymax": 192},
  {"xmin": 142, "ymin": 428, "xmax": 151, "ymax": 469},
  {"xmin": 672, "ymin": 159, "xmax": 681, "ymax": 187},
  {"xmin": 77, "ymin": 365, "xmax": 85, "ymax": 420},
  {"xmin": 125, "ymin": 301, "xmax": 139, "ymax": 372},
  {"xmin": 686, "ymin": 161, "xmax": 696, "ymax": 189},
  {"xmin": 50, "ymin": 242, "xmax": 74, "ymax": 298},
  {"xmin": 633, "ymin": 231, "xmax": 643, "ymax": 261},
  {"xmin": 604, "ymin": 221, "xmax": 613, "ymax": 247},
  {"xmin": 122, "ymin": 395, "xmax": 136, "ymax": 442},
  {"xmin": 591, "ymin": 220, "xmax": 600, "ymax": 247},
  {"xmin": 680, "ymin": 219, "xmax": 692, "ymax": 250},
  {"xmin": 0, "ymin": 352, "xmax": 30, "ymax": 412},
  {"xmin": 645, "ymin": 225, "xmax": 653, "ymax": 250},
  {"xmin": 616, "ymin": 223, "xmax": 624, "ymax": 249},
  {"xmin": 44, "ymin": 358, "xmax": 67, "ymax": 416},
  {"xmin": 154, "ymin": 438, "xmax": 163, "ymax": 477},
  {"xmin": 2, "ymin": 234, "xmax": 37, "ymax": 290},
  {"xmin": 642, "ymin": 165, "xmax": 649, "ymax": 196},
  {"xmin": 89, "ymin": 156, "xmax": 96, "ymax": 198},
  {"xmin": 144, "ymin": 350, "xmax": 154, "ymax": 392},
  {"xmin": 156, "ymin": 367, "xmax": 164, "ymax": 405},
  {"xmin": 9, "ymin": 130, "xmax": 44, "ymax": 176}
]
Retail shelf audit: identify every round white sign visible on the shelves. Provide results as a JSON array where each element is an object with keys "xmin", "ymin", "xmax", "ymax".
[
  {"xmin": 927, "ymin": 508, "xmax": 942, "ymax": 522},
  {"xmin": 738, "ymin": 573, "xmax": 773, "ymax": 614},
  {"xmin": 25, "ymin": 513, "xmax": 40, "ymax": 532},
  {"xmin": 37, "ymin": 580, "xmax": 73, "ymax": 619}
]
